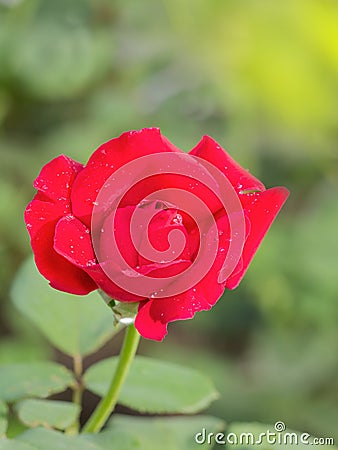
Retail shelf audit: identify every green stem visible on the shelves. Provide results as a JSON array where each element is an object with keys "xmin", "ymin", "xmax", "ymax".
[{"xmin": 82, "ymin": 324, "xmax": 141, "ymax": 434}]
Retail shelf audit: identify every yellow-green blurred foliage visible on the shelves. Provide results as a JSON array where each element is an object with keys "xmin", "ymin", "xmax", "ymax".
[{"xmin": 0, "ymin": 0, "xmax": 337, "ymax": 440}]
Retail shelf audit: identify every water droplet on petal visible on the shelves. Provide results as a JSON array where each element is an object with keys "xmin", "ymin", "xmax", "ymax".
[{"xmin": 86, "ymin": 259, "xmax": 96, "ymax": 267}]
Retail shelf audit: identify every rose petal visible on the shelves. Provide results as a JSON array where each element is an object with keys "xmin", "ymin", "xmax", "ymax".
[
  {"xmin": 226, "ymin": 186, "xmax": 289, "ymax": 289},
  {"xmin": 137, "ymin": 259, "xmax": 192, "ymax": 278},
  {"xmin": 86, "ymin": 128, "xmax": 181, "ymax": 169},
  {"xmin": 33, "ymin": 154, "xmax": 83, "ymax": 203},
  {"xmin": 30, "ymin": 219, "xmax": 97, "ymax": 295},
  {"xmin": 137, "ymin": 207, "xmax": 193, "ymax": 267},
  {"xmin": 24, "ymin": 179, "xmax": 95, "ymax": 295},
  {"xmin": 86, "ymin": 260, "xmax": 147, "ymax": 302},
  {"xmin": 189, "ymin": 135, "xmax": 265, "ymax": 193},
  {"xmin": 99, "ymin": 206, "xmax": 140, "ymax": 269},
  {"xmin": 24, "ymin": 196, "xmax": 69, "ymax": 240},
  {"xmin": 135, "ymin": 289, "xmax": 211, "ymax": 341},
  {"xmin": 134, "ymin": 213, "xmax": 233, "ymax": 340},
  {"xmin": 118, "ymin": 172, "xmax": 223, "ymax": 217},
  {"xmin": 71, "ymin": 128, "xmax": 181, "ymax": 224},
  {"xmin": 54, "ymin": 215, "xmax": 144, "ymax": 302},
  {"xmin": 54, "ymin": 215, "xmax": 97, "ymax": 267}
]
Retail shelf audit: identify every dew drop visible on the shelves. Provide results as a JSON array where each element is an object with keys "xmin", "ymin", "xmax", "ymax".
[
  {"xmin": 86, "ymin": 259, "xmax": 96, "ymax": 267},
  {"xmin": 120, "ymin": 317, "xmax": 135, "ymax": 325},
  {"xmin": 172, "ymin": 213, "xmax": 183, "ymax": 225}
]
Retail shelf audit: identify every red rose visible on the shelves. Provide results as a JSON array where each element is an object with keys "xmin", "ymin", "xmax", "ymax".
[{"xmin": 24, "ymin": 128, "xmax": 289, "ymax": 340}]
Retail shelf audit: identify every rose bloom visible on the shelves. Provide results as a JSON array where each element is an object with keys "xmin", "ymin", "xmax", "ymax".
[{"xmin": 25, "ymin": 128, "xmax": 289, "ymax": 340}]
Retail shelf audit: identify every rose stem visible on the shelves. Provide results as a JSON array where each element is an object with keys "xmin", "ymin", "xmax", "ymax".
[{"xmin": 82, "ymin": 324, "xmax": 141, "ymax": 433}]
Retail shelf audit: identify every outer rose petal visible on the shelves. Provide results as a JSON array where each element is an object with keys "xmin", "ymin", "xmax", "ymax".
[
  {"xmin": 54, "ymin": 216, "xmax": 144, "ymax": 302},
  {"xmin": 54, "ymin": 215, "xmax": 97, "ymax": 268},
  {"xmin": 25, "ymin": 197, "xmax": 69, "ymax": 240},
  {"xmin": 25, "ymin": 153, "xmax": 83, "ymax": 238},
  {"xmin": 226, "ymin": 186, "xmax": 289, "ymax": 289},
  {"xmin": 86, "ymin": 263, "xmax": 145, "ymax": 302},
  {"xmin": 34, "ymin": 155, "xmax": 83, "ymax": 203},
  {"xmin": 189, "ymin": 135, "xmax": 265, "ymax": 193},
  {"xmin": 24, "ymin": 157, "xmax": 96, "ymax": 295},
  {"xmin": 135, "ymin": 290, "xmax": 211, "ymax": 341},
  {"xmin": 31, "ymin": 220, "xmax": 96, "ymax": 295},
  {"xmin": 71, "ymin": 128, "xmax": 181, "ymax": 224}
]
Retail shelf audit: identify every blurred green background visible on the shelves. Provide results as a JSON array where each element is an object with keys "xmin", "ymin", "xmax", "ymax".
[{"xmin": 0, "ymin": 0, "xmax": 337, "ymax": 442}]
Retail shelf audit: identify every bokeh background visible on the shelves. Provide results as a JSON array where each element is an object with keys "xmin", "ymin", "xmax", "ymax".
[{"xmin": 0, "ymin": 0, "xmax": 337, "ymax": 442}]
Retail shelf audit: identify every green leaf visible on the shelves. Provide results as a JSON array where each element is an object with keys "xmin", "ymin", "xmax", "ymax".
[
  {"xmin": 227, "ymin": 422, "xmax": 338, "ymax": 450},
  {"xmin": 15, "ymin": 427, "xmax": 101, "ymax": 450},
  {"xmin": 0, "ymin": 440, "xmax": 36, "ymax": 450},
  {"xmin": 6, "ymin": 418, "xmax": 191, "ymax": 450},
  {"xmin": 84, "ymin": 414, "xmax": 224, "ymax": 450},
  {"xmin": 0, "ymin": 362, "xmax": 74, "ymax": 403},
  {"xmin": 15, "ymin": 400, "xmax": 80, "ymax": 431},
  {"xmin": 85, "ymin": 356, "xmax": 219, "ymax": 414},
  {"xmin": 11, "ymin": 258, "xmax": 119, "ymax": 357},
  {"xmin": 0, "ymin": 401, "xmax": 7, "ymax": 436},
  {"xmin": 0, "ymin": 338, "xmax": 50, "ymax": 365},
  {"xmin": 83, "ymin": 428, "xmax": 140, "ymax": 450}
]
